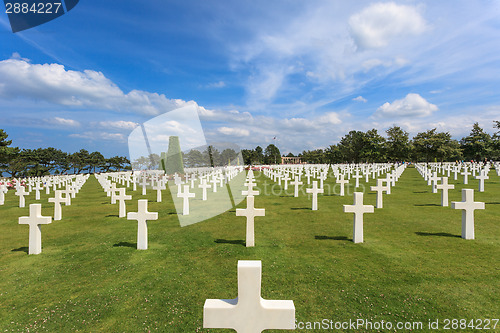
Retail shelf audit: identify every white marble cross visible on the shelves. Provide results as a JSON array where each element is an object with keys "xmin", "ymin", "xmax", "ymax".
[
  {"xmin": 318, "ymin": 172, "xmax": 327, "ymax": 189},
  {"xmin": 451, "ymin": 189, "xmax": 485, "ymax": 240},
  {"xmin": 236, "ymin": 196, "xmax": 265, "ymax": 247},
  {"xmin": 33, "ymin": 182, "xmax": 43, "ymax": 200},
  {"xmin": 198, "ymin": 178, "xmax": 211, "ymax": 200},
  {"xmin": 48, "ymin": 190, "xmax": 68, "ymax": 221},
  {"xmin": 153, "ymin": 180, "xmax": 166, "ymax": 202},
  {"xmin": 352, "ymin": 169, "xmax": 362, "ymax": 188},
  {"xmin": 0, "ymin": 183, "xmax": 5, "ymax": 205},
  {"xmin": 282, "ymin": 173, "xmax": 290, "ymax": 190},
  {"xmin": 461, "ymin": 167, "xmax": 471, "ymax": 185},
  {"xmin": 336, "ymin": 175, "xmax": 348, "ymax": 196},
  {"xmin": 203, "ymin": 260, "xmax": 295, "ymax": 333},
  {"xmin": 370, "ymin": 179, "xmax": 388, "ymax": 209},
  {"xmin": 475, "ymin": 169, "xmax": 489, "ymax": 192},
  {"xmin": 343, "ymin": 192, "xmax": 374, "ymax": 243},
  {"xmin": 242, "ymin": 179, "xmax": 259, "ymax": 197},
  {"xmin": 18, "ymin": 204, "xmax": 52, "ymax": 255},
  {"xmin": 384, "ymin": 174, "xmax": 392, "ymax": 195},
  {"xmin": 306, "ymin": 181, "xmax": 324, "ymax": 210},
  {"xmin": 436, "ymin": 177, "xmax": 454, "ymax": 207},
  {"xmin": 127, "ymin": 199, "xmax": 158, "ymax": 250},
  {"xmin": 139, "ymin": 177, "xmax": 149, "ymax": 195},
  {"xmin": 429, "ymin": 171, "xmax": 439, "ymax": 193},
  {"xmin": 211, "ymin": 176, "xmax": 219, "ymax": 193},
  {"xmin": 177, "ymin": 185, "xmax": 195, "ymax": 215},
  {"xmin": 15, "ymin": 186, "xmax": 29, "ymax": 208},
  {"xmin": 115, "ymin": 188, "xmax": 132, "ymax": 218},
  {"xmin": 290, "ymin": 177, "xmax": 303, "ymax": 197}
]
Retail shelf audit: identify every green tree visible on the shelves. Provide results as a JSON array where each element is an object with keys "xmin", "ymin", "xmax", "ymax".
[
  {"xmin": 70, "ymin": 149, "xmax": 91, "ymax": 174},
  {"xmin": 103, "ymin": 156, "xmax": 130, "ymax": 172},
  {"xmin": 241, "ymin": 149, "xmax": 254, "ymax": 165},
  {"xmin": 412, "ymin": 129, "xmax": 461, "ymax": 162},
  {"xmin": 492, "ymin": 121, "xmax": 500, "ymax": 159},
  {"xmin": 338, "ymin": 130, "xmax": 367, "ymax": 163},
  {"xmin": 386, "ymin": 126, "xmax": 411, "ymax": 162},
  {"xmin": 184, "ymin": 149, "xmax": 206, "ymax": 168},
  {"xmin": 325, "ymin": 144, "xmax": 342, "ymax": 164},
  {"xmin": 254, "ymin": 146, "xmax": 264, "ymax": 164},
  {"xmin": 363, "ymin": 129, "xmax": 386, "ymax": 162},
  {"xmin": 220, "ymin": 148, "xmax": 237, "ymax": 166},
  {"xmin": 88, "ymin": 151, "xmax": 105, "ymax": 173},
  {"xmin": 300, "ymin": 149, "xmax": 326, "ymax": 164},
  {"xmin": 460, "ymin": 123, "xmax": 493, "ymax": 161},
  {"xmin": 264, "ymin": 144, "xmax": 281, "ymax": 164},
  {"xmin": 0, "ymin": 129, "xmax": 19, "ymax": 175}
]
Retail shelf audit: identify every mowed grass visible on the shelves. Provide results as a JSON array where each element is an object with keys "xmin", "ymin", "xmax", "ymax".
[{"xmin": 0, "ymin": 166, "xmax": 499, "ymax": 332}]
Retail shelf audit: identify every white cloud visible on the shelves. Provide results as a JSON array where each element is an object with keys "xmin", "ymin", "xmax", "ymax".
[
  {"xmin": 353, "ymin": 96, "xmax": 367, "ymax": 103},
  {"xmin": 70, "ymin": 131, "xmax": 125, "ymax": 141},
  {"xmin": 374, "ymin": 93, "xmax": 438, "ymax": 118},
  {"xmin": 218, "ymin": 127, "xmax": 250, "ymax": 137},
  {"xmin": 318, "ymin": 112, "xmax": 342, "ymax": 125},
  {"xmin": 0, "ymin": 58, "xmax": 191, "ymax": 115},
  {"xmin": 49, "ymin": 117, "xmax": 80, "ymax": 127},
  {"xmin": 99, "ymin": 120, "xmax": 138, "ymax": 130},
  {"xmin": 349, "ymin": 2, "xmax": 428, "ymax": 50},
  {"xmin": 207, "ymin": 81, "xmax": 226, "ymax": 88}
]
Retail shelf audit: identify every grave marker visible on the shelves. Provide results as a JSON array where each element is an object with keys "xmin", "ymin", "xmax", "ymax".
[
  {"xmin": 127, "ymin": 199, "xmax": 158, "ymax": 250},
  {"xmin": 306, "ymin": 181, "xmax": 323, "ymax": 210},
  {"xmin": 18, "ymin": 204, "xmax": 52, "ymax": 255},
  {"xmin": 451, "ymin": 189, "xmax": 485, "ymax": 240},
  {"xmin": 236, "ymin": 196, "xmax": 265, "ymax": 247},
  {"xmin": 343, "ymin": 192, "xmax": 374, "ymax": 243},
  {"xmin": 203, "ymin": 260, "xmax": 295, "ymax": 333}
]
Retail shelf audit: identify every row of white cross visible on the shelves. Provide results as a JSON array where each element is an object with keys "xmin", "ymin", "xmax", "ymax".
[{"xmin": 416, "ymin": 164, "xmax": 488, "ymax": 239}]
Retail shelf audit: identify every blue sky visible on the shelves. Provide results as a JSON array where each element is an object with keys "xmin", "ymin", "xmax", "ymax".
[{"xmin": 0, "ymin": 0, "xmax": 499, "ymax": 158}]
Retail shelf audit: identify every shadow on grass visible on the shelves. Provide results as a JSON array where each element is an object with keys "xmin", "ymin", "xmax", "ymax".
[
  {"xmin": 486, "ymin": 202, "xmax": 500, "ymax": 204},
  {"xmin": 315, "ymin": 235, "xmax": 350, "ymax": 241},
  {"xmin": 113, "ymin": 242, "xmax": 137, "ymax": 248},
  {"xmin": 291, "ymin": 207, "xmax": 309, "ymax": 210},
  {"xmin": 106, "ymin": 214, "xmax": 119, "ymax": 217},
  {"xmin": 415, "ymin": 232, "xmax": 460, "ymax": 238},
  {"xmin": 215, "ymin": 239, "xmax": 245, "ymax": 246},
  {"xmin": 414, "ymin": 204, "xmax": 441, "ymax": 207},
  {"xmin": 168, "ymin": 212, "xmax": 180, "ymax": 215},
  {"xmin": 11, "ymin": 246, "xmax": 29, "ymax": 254}
]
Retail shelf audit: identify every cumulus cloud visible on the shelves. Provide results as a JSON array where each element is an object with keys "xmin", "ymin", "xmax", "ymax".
[
  {"xmin": 99, "ymin": 120, "xmax": 138, "ymax": 130},
  {"xmin": 353, "ymin": 96, "xmax": 367, "ymax": 103},
  {"xmin": 374, "ymin": 93, "xmax": 438, "ymax": 118},
  {"xmin": 48, "ymin": 117, "xmax": 80, "ymax": 127},
  {"xmin": 0, "ymin": 58, "xmax": 191, "ymax": 115},
  {"xmin": 69, "ymin": 131, "xmax": 125, "ymax": 141},
  {"xmin": 218, "ymin": 127, "xmax": 250, "ymax": 137},
  {"xmin": 349, "ymin": 2, "xmax": 428, "ymax": 50}
]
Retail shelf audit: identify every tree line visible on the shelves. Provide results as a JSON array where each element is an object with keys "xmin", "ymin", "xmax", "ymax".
[
  {"xmin": 132, "ymin": 145, "xmax": 241, "ymax": 170},
  {"xmin": 0, "ymin": 129, "xmax": 131, "ymax": 177},
  {"xmin": 242, "ymin": 122, "xmax": 500, "ymax": 164}
]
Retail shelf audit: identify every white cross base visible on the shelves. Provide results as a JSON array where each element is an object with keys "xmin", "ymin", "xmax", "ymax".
[
  {"xmin": 451, "ymin": 189, "xmax": 485, "ymax": 240},
  {"xmin": 18, "ymin": 204, "xmax": 52, "ymax": 255},
  {"xmin": 204, "ymin": 260, "xmax": 295, "ymax": 333}
]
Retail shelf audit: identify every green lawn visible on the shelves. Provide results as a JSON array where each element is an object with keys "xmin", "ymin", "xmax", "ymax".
[{"xmin": 0, "ymin": 167, "xmax": 499, "ymax": 332}]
